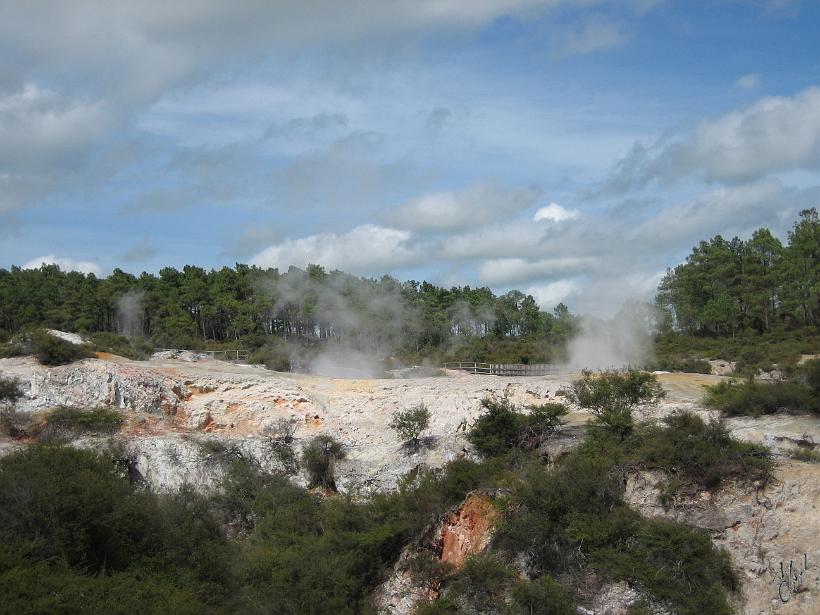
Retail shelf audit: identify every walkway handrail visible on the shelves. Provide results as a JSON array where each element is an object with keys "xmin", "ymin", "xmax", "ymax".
[{"xmin": 442, "ymin": 361, "xmax": 558, "ymax": 376}]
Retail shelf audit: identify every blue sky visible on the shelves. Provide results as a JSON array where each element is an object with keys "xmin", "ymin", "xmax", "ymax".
[{"xmin": 1, "ymin": 0, "xmax": 819, "ymax": 314}]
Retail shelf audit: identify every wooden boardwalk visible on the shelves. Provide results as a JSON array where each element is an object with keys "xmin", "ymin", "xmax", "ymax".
[{"xmin": 443, "ymin": 361, "xmax": 560, "ymax": 376}]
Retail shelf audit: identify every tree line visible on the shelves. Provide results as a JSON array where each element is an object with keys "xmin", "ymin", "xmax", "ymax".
[
  {"xmin": 0, "ymin": 262, "xmax": 578, "ymax": 361},
  {"xmin": 656, "ymin": 209, "xmax": 819, "ymax": 336}
]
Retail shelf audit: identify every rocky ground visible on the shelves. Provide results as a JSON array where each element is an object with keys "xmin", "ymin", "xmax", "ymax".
[{"xmin": 1, "ymin": 353, "xmax": 818, "ymax": 614}]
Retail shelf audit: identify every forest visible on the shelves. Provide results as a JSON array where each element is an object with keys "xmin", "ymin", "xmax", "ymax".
[{"xmin": 0, "ymin": 209, "xmax": 817, "ymax": 368}]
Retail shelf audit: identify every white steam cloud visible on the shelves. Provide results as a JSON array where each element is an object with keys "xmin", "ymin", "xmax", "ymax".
[
  {"xmin": 117, "ymin": 290, "xmax": 145, "ymax": 338},
  {"xmin": 566, "ymin": 301, "xmax": 657, "ymax": 370}
]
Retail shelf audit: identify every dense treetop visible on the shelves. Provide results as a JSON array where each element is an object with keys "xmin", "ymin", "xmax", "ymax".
[
  {"xmin": 656, "ymin": 209, "xmax": 819, "ymax": 336},
  {"xmin": 0, "ymin": 262, "xmax": 577, "ymax": 363}
]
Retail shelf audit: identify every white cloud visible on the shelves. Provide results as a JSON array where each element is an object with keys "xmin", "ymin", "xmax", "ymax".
[
  {"xmin": 250, "ymin": 224, "xmax": 420, "ymax": 273},
  {"xmin": 734, "ymin": 73, "xmax": 760, "ymax": 89},
  {"xmin": 23, "ymin": 255, "xmax": 102, "ymax": 276},
  {"xmin": 525, "ymin": 279, "xmax": 582, "ymax": 309},
  {"xmin": 533, "ymin": 202, "xmax": 579, "ymax": 222},
  {"xmin": 391, "ymin": 184, "xmax": 542, "ymax": 231},
  {"xmin": 602, "ymin": 86, "xmax": 820, "ymax": 191},
  {"xmin": 478, "ymin": 256, "xmax": 595, "ymax": 285}
]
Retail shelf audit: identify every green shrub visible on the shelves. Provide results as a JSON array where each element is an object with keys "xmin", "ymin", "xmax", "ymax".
[
  {"xmin": 0, "ymin": 375, "xmax": 23, "ymax": 404},
  {"xmin": 0, "ymin": 341, "xmax": 23, "ymax": 358},
  {"xmin": 520, "ymin": 403, "xmax": 569, "ymax": 450},
  {"xmin": 389, "ymin": 403, "xmax": 431, "ymax": 446},
  {"xmin": 494, "ymin": 432, "xmax": 739, "ymax": 614},
  {"xmin": 631, "ymin": 411, "xmax": 772, "ymax": 490},
  {"xmin": 28, "ymin": 329, "xmax": 94, "ymax": 366},
  {"xmin": 801, "ymin": 358, "xmax": 820, "ymax": 394},
  {"xmin": 435, "ymin": 554, "xmax": 515, "ymax": 612},
  {"xmin": 511, "ymin": 574, "xmax": 576, "ymax": 615},
  {"xmin": 248, "ymin": 343, "xmax": 292, "ymax": 372},
  {"xmin": 592, "ymin": 520, "xmax": 736, "ymax": 615},
  {"xmin": 467, "ymin": 397, "xmax": 527, "ymax": 457},
  {"xmin": 704, "ymin": 380, "xmax": 817, "ymax": 416},
  {"xmin": 301, "ymin": 435, "xmax": 346, "ymax": 490},
  {"xmin": 467, "ymin": 398, "xmax": 568, "ymax": 457},
  {"xmin": 39, "ymin": 406, "xmax": 123, "ymax": 441},
  {"xmin": 569, "ymin": 370, "xmax": 665, "ymax": 437},
  {"xmin": 652, "ymin": 357, "xmax": 712, "ymax": 374}
]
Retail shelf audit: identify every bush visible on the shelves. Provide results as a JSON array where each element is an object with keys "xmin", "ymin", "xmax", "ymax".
[
  {"xmin": 28, "ymin": 329, "xmax": 94, "ymax": 366},
  {"xmin": 569, "ymin": 370, "xmax": 665, "ymax": 437},
  {"xmin": 520, "ymin": 403, "xmax": 568, "ymax": 451},
  {"xmin": 301, "ymin": 435, "xmax": 346, "ymax": 490},
  {"xmin": 467, "ymin": 398, "xmax": 568, "ymax": 458},
  {"xmin": 704, "ymin": 380, "xmax": 817, "ymax": 416},
  {"xmin": 0, "ymin": 375, "xmax": 23, "ymax": 405},
  {"xmin": 800, "ymin": 358, "xmax": 820, "ymax": 394},
  {"xmin": 511, "ymin": 574, "xmax": 576, "ymax": 615},
  {"xmin": 39, "ymin": 406, "xmax": 123, "ymax": 441},
  {"xmin": 591, "ymin": 520, "xmax": 736, "ymax": 615},
  {"xmin": 433, "ymin": 554, "xmax": 515, "ymax": 612},
  {"xmin": 389, "ymin": 403, "xmax": 431, "ymax": 446},
  {"xmin": 467, "ymin": 397, "xmax": 525, "ymax": 457},
  {"xmin": 631, "ymin": 411, "xmax": 772, "ymax": 491},
  {"xmin": 248, "ymin": 342, "xmax": 292, "ymax": 372},
  {"xmin": 651, "ymin": 357, "xmax": 712, "ymax": 374}
]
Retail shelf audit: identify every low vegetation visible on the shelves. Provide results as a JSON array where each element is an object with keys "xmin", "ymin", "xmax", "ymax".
[
  {"xmin": 633, "ymin": 412, "xmax": 772, "ymax": 493},
  {"xmin": 89, "ymin": 331, "xmax": 153, "ymax": 360},
  {"xmin": 389, "ymin": 403, "xmax": 432, "ymax": 447},
  {"xmin": 704, "ymin": 359, "xmax": 820, "ymax": 417},
  {"xmin": 301, "ymin": 434, "xmax": 346, "ymax": 490},
  {"xmin": 466, "ymin": 397, "xmax": 568, "ymax": 457},
  {"xmin": 39, "ymin": 407, "xmax": 124, "ymax": 442},
  {"xmin": 0, "ymin": 369, "xmax": 779, "ymax": 613},
  {"xmin": 568, "ymin": 369, "xmax": 665, "ymax": 437}
]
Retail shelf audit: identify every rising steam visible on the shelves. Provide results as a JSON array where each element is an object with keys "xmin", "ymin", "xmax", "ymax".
[
  {"xmin": 117, "ymin": 290, "xmax": 145, "ymax": 338},
  {"xmin": 566, "ymin": 301, "xmax": 657, "ymax": 370}
]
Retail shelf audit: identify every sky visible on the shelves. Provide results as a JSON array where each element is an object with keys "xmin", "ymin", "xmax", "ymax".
[{"xmin": 1, "ymin": 0, "xmax": 820, "ymax": 315}]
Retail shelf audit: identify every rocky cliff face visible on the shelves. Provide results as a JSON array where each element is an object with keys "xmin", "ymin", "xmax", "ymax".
[
  {"xmin": 0, "ymin": 354, "xmax": 575, "ymax": 492},
  {"xmin": 1, "ymin": 354, "xmax": 819, "ymax": 614},
  {"xmin": 625, "ymin": 463, "xmax": 820, "ymax": 615}
]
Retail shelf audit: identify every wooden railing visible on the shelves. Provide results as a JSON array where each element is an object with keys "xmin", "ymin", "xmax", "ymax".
[{"xmin": 442, "ymin": 362, "xmax": 559, "ymax": 376}]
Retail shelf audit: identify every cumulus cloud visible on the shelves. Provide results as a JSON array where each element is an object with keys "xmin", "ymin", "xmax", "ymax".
[
  {"xmin": 525, "ymin": 279, "xmax": 582, "ymax": 309},
  {"xmin": 22, "ymin": 255, "xmax": 102, "ymax": 276},
  {"xmin": 602, "ymin": 86, "xmax": 820, "ymax": 192},
  {"xmin": 390, "ymin": 184, "xmax": 542, "ymax": 231},
  {"xmin": 0, "ymin": 84, "xmax": 106, "ymax": 167},
  {"xmin": 533, "ymin": 202, "xmax": 579, "ymax": 222},
  {"xmin": 250, "ymin": 224, "xmax": 420, "ymax": 273}
]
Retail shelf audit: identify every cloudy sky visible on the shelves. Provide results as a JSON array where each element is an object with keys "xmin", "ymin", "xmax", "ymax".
[{"xmin": 2, "ymin": 0, "xmax": 819, "ymax": 314}]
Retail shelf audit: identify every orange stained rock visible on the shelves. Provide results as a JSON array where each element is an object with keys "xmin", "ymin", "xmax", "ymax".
[{"xmin": 439, "ymin": 493, "xmax": 500, "ymax": 569}]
